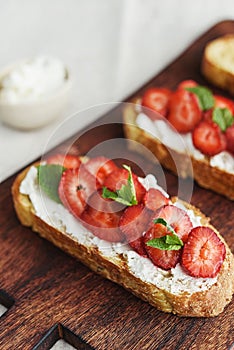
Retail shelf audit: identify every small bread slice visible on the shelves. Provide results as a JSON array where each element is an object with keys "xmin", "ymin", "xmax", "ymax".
[
  {"xmin": 12, "ymin": 164, "xmax": 234, "ymax": 317},
  {"xmin": 123, "ymin": 102, "xmax": 234, "ymax": 200},
  {"xmin": 201, "ymin": 34, "xmax": 234, "ymax": 95}
]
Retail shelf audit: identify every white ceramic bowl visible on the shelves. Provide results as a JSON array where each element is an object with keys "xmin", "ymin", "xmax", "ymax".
[{"xmin": 0, "ymin": 61, "xmax": 72, "ymax": 130}]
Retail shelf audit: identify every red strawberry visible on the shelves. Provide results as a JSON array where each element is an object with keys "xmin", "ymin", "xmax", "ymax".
[
  {"xmin": 152, "ymin": 205, "xmax": 193, "ymax": 242},
  {"xmin": 58, "ymin": 167, "xmax": 100, "ymax": 218},
  {"xmin": 143, "ymin": 188, "xmax": 169, "ymax": 212},
  {"xmin": 144, "ymin": 231, "xmax": 181, "ymax": 270},
  {"xmin": 119, "ymin": 204, "xmax": 152, "ymax": 256},
  {"xmin": 214, "ymin": 95, "xmax": 234, "ymax": 115},
  {"xmin": 181, "ymin": 226, "xmax": 226, "ymax": 278},
  {"xmin": 168, "ymin": 89, "xmax": 202, "ymax": 133},
  {"xmin": 84, "ymin": 156, "xmax": 118, "ymax": 185},
  {"xmin": 225, "ymin": 124, "xmax": 234, "ymax": 154},
  {"xmin": 192, "ymin": 120, "xmax": 227, "ymax": 156},
  {"xmin": 144, "ymin": 205, "xmax": 193, "ymax": 270},
  {"xmin": 129, "ymin": 237, "xmax": 148, "ymax": 258},
  {"xmin": 202, "ymin": 108, "xmax": 213, "ymax": 122},
  {"xmin": 103, "ymin": 168, "xmax": 146, "ymax": 203},
  {"xmin": 177, "ymin": 79, "xmax": 198, "ymax": 90},
  {"xmin": 46, "ymin": 153, "xmax": 81, "ymax": 169},
  {"xmin": 81, "ymin": 190, "xmax": 124, "ymax": 242},
  {"xmin": 141, "ymin": 87, "xmax": 172, "ymax": 119}
]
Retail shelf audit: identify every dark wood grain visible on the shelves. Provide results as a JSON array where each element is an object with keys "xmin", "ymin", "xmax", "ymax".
[{"xmin": 0, "ymin": 20, "xmax": 234, "ymax": 350}]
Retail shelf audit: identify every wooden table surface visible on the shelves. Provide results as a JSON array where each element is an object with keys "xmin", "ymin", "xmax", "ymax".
[{"xmin": 0, "ymin": 20, "xmax": 234, "ymax": 350}]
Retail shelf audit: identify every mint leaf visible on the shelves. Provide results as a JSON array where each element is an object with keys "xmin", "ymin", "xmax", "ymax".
[
  {"xmin": 146, "ymin": 217, "xmax": 183, "ymax": 251},
  {"xmin": 153, "ymin": 218, "xmax": 175, "ymax": 234},
  {"xmin": 37, "ymin": 164, "xmax": 65, "ymax": 203},
  {"xmin": 212, "ymin": 107, "xmax": 234, "ymax": 131},
  {"xmin": 102, "ymin": 165, "xmax": 138, "ymax": 206},
  {"xmin": 102, "ymin": 187, "xmax": 118, "ymax": 201},
  {"xmin": 122, "ymin": 164, "xmax": 137, "ymax": 204},
  {"xmin": 146, "ymin": 235, "xmax": 183, "ymax": 251},
  {"xmin": 186, "ymin": 86, "xmax": 214, "ymax": 111},
  {"xmin": 102, "ymin": 189, "xmax": 134, "ymax": 206},
  {"xmin": 165, "ymin": 234, "xmax": 183, "ymax": 246},
  {"xmin": 102, "ymin": 186, "xmax": 132, "ymax": 206}
]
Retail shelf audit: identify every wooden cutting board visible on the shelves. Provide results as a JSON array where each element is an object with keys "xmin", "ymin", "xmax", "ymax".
[{"xmin": 0, "ymin": 20, "xmax": 234, "ymax": 350}]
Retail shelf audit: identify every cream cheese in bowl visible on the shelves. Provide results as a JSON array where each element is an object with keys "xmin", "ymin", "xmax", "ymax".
[{"xmin": 0, "ymin": 55, "xmax": 71, "ymax": 129}]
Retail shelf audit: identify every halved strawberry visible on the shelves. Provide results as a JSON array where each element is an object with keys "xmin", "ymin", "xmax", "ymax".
[
  {"xmin": 144, "ymin": 205, "xmax": 193, "ymax": 270},
  {"xmin": 46, "ymin": 153, "xmax": 81, "ymax": 169},
  {"xmin": 214, "ymin": 95, "xmax": 234, "ymax": 115},
  {"xmin": 84, "ymin": 156, "xmax": 118, "ymax": 185},
  {"xmin": 181, "ymin": 226, "xmax": 226, "ymax": 278},
  {"xmin": 119, "ymin": 204, "xmax": 152, "ymax": 256},
  {"xmin": 103, "ymin": 168, "xmax": 146, "ymax": 203},
  {"xmin": 81, "ymin": 190, "xmax": 124, "ymax": 242},
  {"xmin": 143, "ymin": 188, "xmax": 169, "ymax": 212},
  {"xmin": 177, "ymin": 79, "xmax": 198, "ymax": 90},
  {"xmin": 168, "ymin": 89, "xmax": 202, "ymax": 133},
  {"xmin": 225, "ymin": 124, "xmax": 234, "ymax": 154},
  {"xmin": 192, "ymin": 120, "xmax": 227, "ymax": 156},
  {"xmin": 58, "ymin": 167, "xmax": 100, "ymax": 218},
  {"xmin": 141, "ymin": 87, "xmax": 172, "ymax": 119}
]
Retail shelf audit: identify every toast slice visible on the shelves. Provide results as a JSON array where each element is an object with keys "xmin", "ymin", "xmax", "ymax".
[
  {"xmin": 201, "ymin": 34, "xmax": 234, "ymax": 95},
  {"xmin": 12, "ymin": 160, "xmax": 234, "ymax": 317},
  {"xmin": 123, "ymin": 101, "xmax": 234, "ymax": 200}
]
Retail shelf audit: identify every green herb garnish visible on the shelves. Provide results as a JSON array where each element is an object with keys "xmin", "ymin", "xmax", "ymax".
[
  {"xmin": 37, "ymin": 164, "xmax": 65, "ymax": 203},
  {"xmin": 186, "ymin": 86, "xmax": 214, "ymax": 111},
  {"xmin": 102, "ymin": 165, "xmax": 138, "ymax": 206},
  {"xmin": 146, "ymin": 218, "xmax": 183, "ymax": 251},
  {"xmin": 212, "ymin": 107, "xmax": 234, "ymax": 131}
]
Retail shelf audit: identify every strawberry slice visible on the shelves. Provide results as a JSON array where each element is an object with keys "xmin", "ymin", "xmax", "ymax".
[
  {"xmin": 214, "ymin": 95, "xmax": 234, "ymax": 115},
  {"xmin": 144, "ymin": 205, "xmax": 193, "ymax": 270},
  {"xmin": 225, "ymin": 124, "xmax": 234, "ymax": 154},
  {"xmin": 141, "ymin": 87, "xmax": 172, "ymax": 119},
  {"xmin": 81, "ymin": 190, "xmax": 124, "ymax": 242},
  {"xmin": 103, "ymin": 168, "xmax": 146, "ymax": 203},
  {"xmin": 46, "ymin": 153, "xmax": 81, "ymax": 169},
  {"xmin": 119, "ymin": 204, "xmax": 152, "ymax": 256},
  {"xmin": 144, "ymin": 231, "xmax": 181, "ymax": 270},
  {"xmin": 181, "ymin": 226, "xmax": 226, "ymax": 278},
  {"xmin": 177, "ymin": 79, "xmax": 198, "ymax": 90},
  {"xmin": 58, "ymin": 167, "xmax": 100, "ymax": 218},
  {"xmin": 143, "ymin": 188, "xmax": 169, "ymax": 212},
  {"xmin": 129, "ymin": 237, "xmax": 148, "ymax": 258},
  {"xmin": 192, "ymin": 120, "xmax": 227, "ymax": 156},
  {"xmin": 151, "ymin": 205, "xmax": 193, "ymax": 242},
  {"xmin": 84, "ymin": 156, "xmax": 118, "ymax": 185},
  {"xmin": 168, "ymin": 89, "xmax": 202, "ymax": 133}
]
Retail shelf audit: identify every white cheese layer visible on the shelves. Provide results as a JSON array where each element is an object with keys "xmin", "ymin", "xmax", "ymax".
[
  {"xmin": 136, "ymin": 112, "xmax": 234, "ymax": 174},
  {"xmin": 20, "ymin": 166, "xmax": 217, "ymax": 295}
]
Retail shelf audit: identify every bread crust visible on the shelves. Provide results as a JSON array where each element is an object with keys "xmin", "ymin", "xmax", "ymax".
[
  {"xmin": 201, "ymin": 34, "xmax": 234, "ymax": 95},
  {"xmin": 12, "ymin": 165, "xmax": 234, "ymax": 317},
  {"xmin": 123, "ymin": 102, "xmax": 234, "ymax": 200}
]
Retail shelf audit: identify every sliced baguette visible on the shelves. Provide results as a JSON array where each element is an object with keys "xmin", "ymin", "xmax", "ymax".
[
  {"xmin": 201, "ymin": 34, "xmax": 234, "ymax": 95},
  {"xmin": 123, "ymin": 101, "xmax": 234, "ymax": 200},
  {"xmin": 12, "ymin": 164, "xmax": 234, "ymax": 317}
]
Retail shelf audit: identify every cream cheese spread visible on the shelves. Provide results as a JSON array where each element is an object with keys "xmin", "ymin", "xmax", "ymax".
[
  {"xmin": 20, "ymin": 166, "xmax": 217, "ymax": 295},
  {"xmin": 0, "ymin": 56, "xmax": 66, "ymax": 103},
  {"xmin": 136, "ymin": 112, "xmax": 234, "ymax": 174}
]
